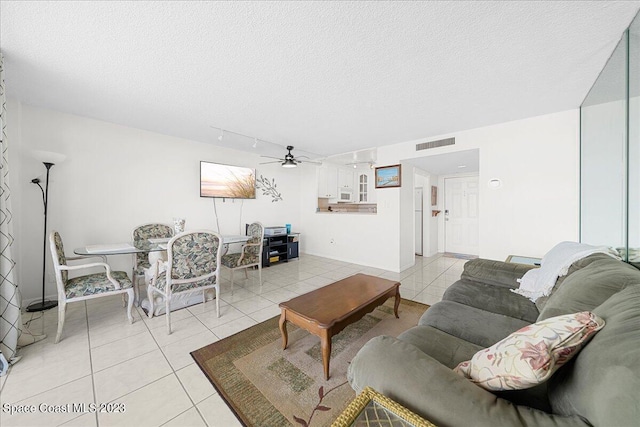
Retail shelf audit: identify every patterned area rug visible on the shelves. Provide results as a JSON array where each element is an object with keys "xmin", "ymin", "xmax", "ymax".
[{"xmin": 191, "ymin": 298, "xmax": 428, "ymax": 427}]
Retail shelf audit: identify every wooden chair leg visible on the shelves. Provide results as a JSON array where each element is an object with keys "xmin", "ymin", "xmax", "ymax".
[
  {"xmin": 230, "ymin": 269, "xmax": 234, "ymax": 295},
  {"xmin": 55, "ymin": 301, "xmax": 66, "ymax": 344},
  {"xmin": 258, "ymin": 265, "xmax": 262, "ymax": 289},
  {"xmin": 244, "ymin": 268, "xmax": 249, "ymax": 279}
]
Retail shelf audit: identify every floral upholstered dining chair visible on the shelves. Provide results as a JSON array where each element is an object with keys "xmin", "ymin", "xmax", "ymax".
[
  {"xmin": 147, "ymin": 230, "xmax": 222, "ymax": 334},
  {"xmin": 221, "ymin": 222, "xmax": 264, "ymax": 293},
  {"xmin": 131, "ymin": 223, "xmax": 174, "ymax": 305},
  {"xmin": 49, "ymin": 231, "xmax": 134, "ymax": 343}
]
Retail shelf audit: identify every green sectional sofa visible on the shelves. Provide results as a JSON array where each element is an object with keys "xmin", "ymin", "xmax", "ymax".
[{"xmin": 347, "ymin": 254, "xmax": 640, "ymax": 426}]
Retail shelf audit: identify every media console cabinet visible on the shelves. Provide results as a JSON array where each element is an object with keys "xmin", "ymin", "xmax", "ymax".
[{"xmin": 262, "ymin": 233, "xmax": 299, "ymax": 267}]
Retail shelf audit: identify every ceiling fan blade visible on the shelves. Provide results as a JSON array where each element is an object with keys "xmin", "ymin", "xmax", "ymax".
[
  {"xmin": 260, "ymin": 155, "xmax": 284, "ymax": 160},
  {"xmin": 259, "ymin": 161, "xmax": 282, "ymax": 165}
]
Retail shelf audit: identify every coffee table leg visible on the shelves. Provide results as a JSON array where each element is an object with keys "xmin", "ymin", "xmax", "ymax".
[
  {"xmin": 394, "ymin": 287, "xmax": 401, "ymax": 318},
  {"xmin": 321, "ymin": 330, "xmax": 331, "ymax": 380},
  {"xmin": 279, "ymin": 310, "xmax": 288, "ymax": 349}
]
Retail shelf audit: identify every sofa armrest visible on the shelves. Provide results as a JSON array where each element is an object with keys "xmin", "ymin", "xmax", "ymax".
[
  {"xmin": 347, "ymin": 336, "xmax": 590, "ymax": 427},
  {"xmin": 461, "ymin": 258, "xmax": 535, "ymax": 288}
]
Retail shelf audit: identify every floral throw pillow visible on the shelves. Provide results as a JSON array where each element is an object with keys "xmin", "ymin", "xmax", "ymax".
[{"xmin": 454, "ymin": 311, "xmax": 605, "ymax": 391}]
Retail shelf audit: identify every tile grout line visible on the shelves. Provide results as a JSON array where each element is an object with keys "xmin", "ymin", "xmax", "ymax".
[
  {"xmin": 143, "ymin": 298, "xmax": 212, "ymax": 427},
  {"xmin": 94, "ymin": 306, "xmax": 198, "ymax": 423},
  {"xmin": 8, "ymin": 254, "xmax": 454, "ymax": 427},
  {"xmin": 85, "ymin": 301, "xmax": 100, "ymax": 427},
  {"xmin": 3, "ymin": 310, "xmax": 45, "ymax": 394}
]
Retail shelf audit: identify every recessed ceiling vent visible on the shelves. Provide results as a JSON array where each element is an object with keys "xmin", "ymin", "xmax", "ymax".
[{"xmin": 416, "ymin": 137, "xmax": 455, "ymax": 151}]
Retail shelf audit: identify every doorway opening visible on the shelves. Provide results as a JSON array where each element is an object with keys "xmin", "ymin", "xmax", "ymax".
[{"xmin": 404, "ymin": 148, "xmax": 480, "ymax": 258}]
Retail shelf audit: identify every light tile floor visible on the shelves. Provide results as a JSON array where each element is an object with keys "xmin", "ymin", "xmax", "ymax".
[{"xmin": 0, "ymin": 253, "xmax": 467, "ymax": 427}]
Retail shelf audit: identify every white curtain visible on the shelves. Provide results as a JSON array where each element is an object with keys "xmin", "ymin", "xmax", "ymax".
[{"xmin": 0, "ymin": 52, "xmax": 22, "ymax": 369}]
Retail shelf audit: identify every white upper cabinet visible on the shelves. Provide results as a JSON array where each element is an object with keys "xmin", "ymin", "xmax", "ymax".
[
  {"xmin": 338, "ymin": 169, "xmax": 355, "ymax": 189},
  {"xmin": 318, "ymin": 164, "xmax": 338, "ymax": 198}
]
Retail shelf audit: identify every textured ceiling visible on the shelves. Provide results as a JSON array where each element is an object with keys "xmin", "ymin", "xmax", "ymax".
[{"xmin": 1, "ymin": 1, "xmax": 638, "ymax": 158}]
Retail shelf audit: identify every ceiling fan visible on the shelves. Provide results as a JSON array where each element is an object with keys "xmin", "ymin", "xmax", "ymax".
[{"xmin": 260, "ymin": 146, "xmax": 322, "ymax": 168}]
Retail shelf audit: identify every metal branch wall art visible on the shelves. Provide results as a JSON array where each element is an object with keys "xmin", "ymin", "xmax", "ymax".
[{"xmin": 256, "ymin": 175, "xmax": 283, "ymax": 202}]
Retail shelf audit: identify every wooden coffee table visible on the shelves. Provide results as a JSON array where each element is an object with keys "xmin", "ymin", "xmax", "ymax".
[{"xmin": 279, "ymin": 273, "xmax": 401, "ymax": 380}]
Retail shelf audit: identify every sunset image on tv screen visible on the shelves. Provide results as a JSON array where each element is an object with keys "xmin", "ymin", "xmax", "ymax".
[{"xmin": 200, "ymin": 162, "xmax": 256, "ymax": 199}]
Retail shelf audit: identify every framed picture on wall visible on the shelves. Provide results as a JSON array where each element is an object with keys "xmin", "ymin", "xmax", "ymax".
[
  {"xmin": 431, "ymin": 185, "xmax": 437, "ymax": 206},
  {"xmin": 375, "ymin": 164, "xmax": 402, "ymax": 188}
]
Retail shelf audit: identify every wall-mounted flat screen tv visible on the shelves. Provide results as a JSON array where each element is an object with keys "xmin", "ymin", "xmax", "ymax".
[{"xmin": 200, "ymin": 161, "xmax": 256, "ymax": 199}]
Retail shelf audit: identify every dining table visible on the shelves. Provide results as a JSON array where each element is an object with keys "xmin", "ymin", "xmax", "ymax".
[
  {"xmin": 73, "ymin": 234, "xmax": 250, "ymax": 257},
  {"xmin": 74, "ymin": 234, "xmax": 251, "ymax": 314}
]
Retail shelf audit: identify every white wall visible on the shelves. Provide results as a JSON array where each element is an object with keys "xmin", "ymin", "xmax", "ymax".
[
  {"xmin": 399, "ymin": 163, "xmax": 415, "ymax": 270},
  {"xmin": 299, "ymin": 145, "xmax": 402, "ymax": 271},
  {"xmin": 396, "ymin": 109, "xmax": 580, "ymax": 261},
  {"xmin": 428, "ymin": 174, "xmax": 439, "ymax": 256},
  {"xmin": 413, "ymin": 172, "xmax": 426, "ymax": 256},
  {"xmin": 630, "ymin": 96, "xmax": 640, "ymax": 250},
  {"xmin": 9, "ymin": 102, "xmax": 579, "ymax": 290},
  {"xmin": 11, "ymin": 102, "xmax": 302, "ymax": 304},
  {"xmin": 302, "ymin": 109, "xmax": 579, "ymax": 271}
]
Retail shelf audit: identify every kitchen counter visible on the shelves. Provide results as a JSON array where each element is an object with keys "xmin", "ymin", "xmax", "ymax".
[
  {"xmin": 317, "ymin": 198, "xmax": 377, "ymax": 214},
  {"xmin": 317, "ymin": 210, "xmax": 377, "ymax": 215}
]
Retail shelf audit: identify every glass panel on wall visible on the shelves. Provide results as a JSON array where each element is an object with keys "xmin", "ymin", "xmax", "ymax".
[
  {"xmin": 629, "ymin": 15, "xmax": 640, "ymax": 265},
  {"xmin": 580, "ymin": 32, "xmax": 628, "ymax": 253}
]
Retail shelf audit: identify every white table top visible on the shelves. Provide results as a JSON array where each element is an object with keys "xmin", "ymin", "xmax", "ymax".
[{"xmin": 75, "ymin": 234, "xmax": 250, "ymax": 255}]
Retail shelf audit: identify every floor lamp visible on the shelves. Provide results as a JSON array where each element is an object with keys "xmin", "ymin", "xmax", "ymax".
[{"xmin": 26, "ymin": 152, "xmax": 65, "ymax": 312}]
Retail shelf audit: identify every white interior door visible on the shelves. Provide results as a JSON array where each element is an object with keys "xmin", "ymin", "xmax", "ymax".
[
  {"xmin": 444, "ymin": 176, "xmax": 479, "ymax": 255},
  {"xmin": 415, "ymin": 188, "xmax": 423, "ymax": 255}
]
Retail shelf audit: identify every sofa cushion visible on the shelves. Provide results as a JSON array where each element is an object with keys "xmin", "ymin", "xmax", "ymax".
[
  {"xmin": 538, "ymin": 254, "xmax": 640, "ymax": 320},
  {"xmin": 548, "ymin": 285, "xmax": 640, "ymax": 427},
  {"xmin": 397, "ymin": 325, "xmax": 482, "ymax": 369},
  {"xmin": 419, "ymin": 301, "xmax": 530, "ymax": 348},
  {"xmin": 347, "ymin": 335, "xmax": 590, "ymax": 427},
  {"xmin": 443, "ymin": 279, "xmax": 539, "ymax": 323},
  {"xmin": 461, "ymin": 258, "xmax": 534, "ymax": 288},
  {"xmin": 454, "ymin": 312, "xmax": 604, "ymax": 391}
]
